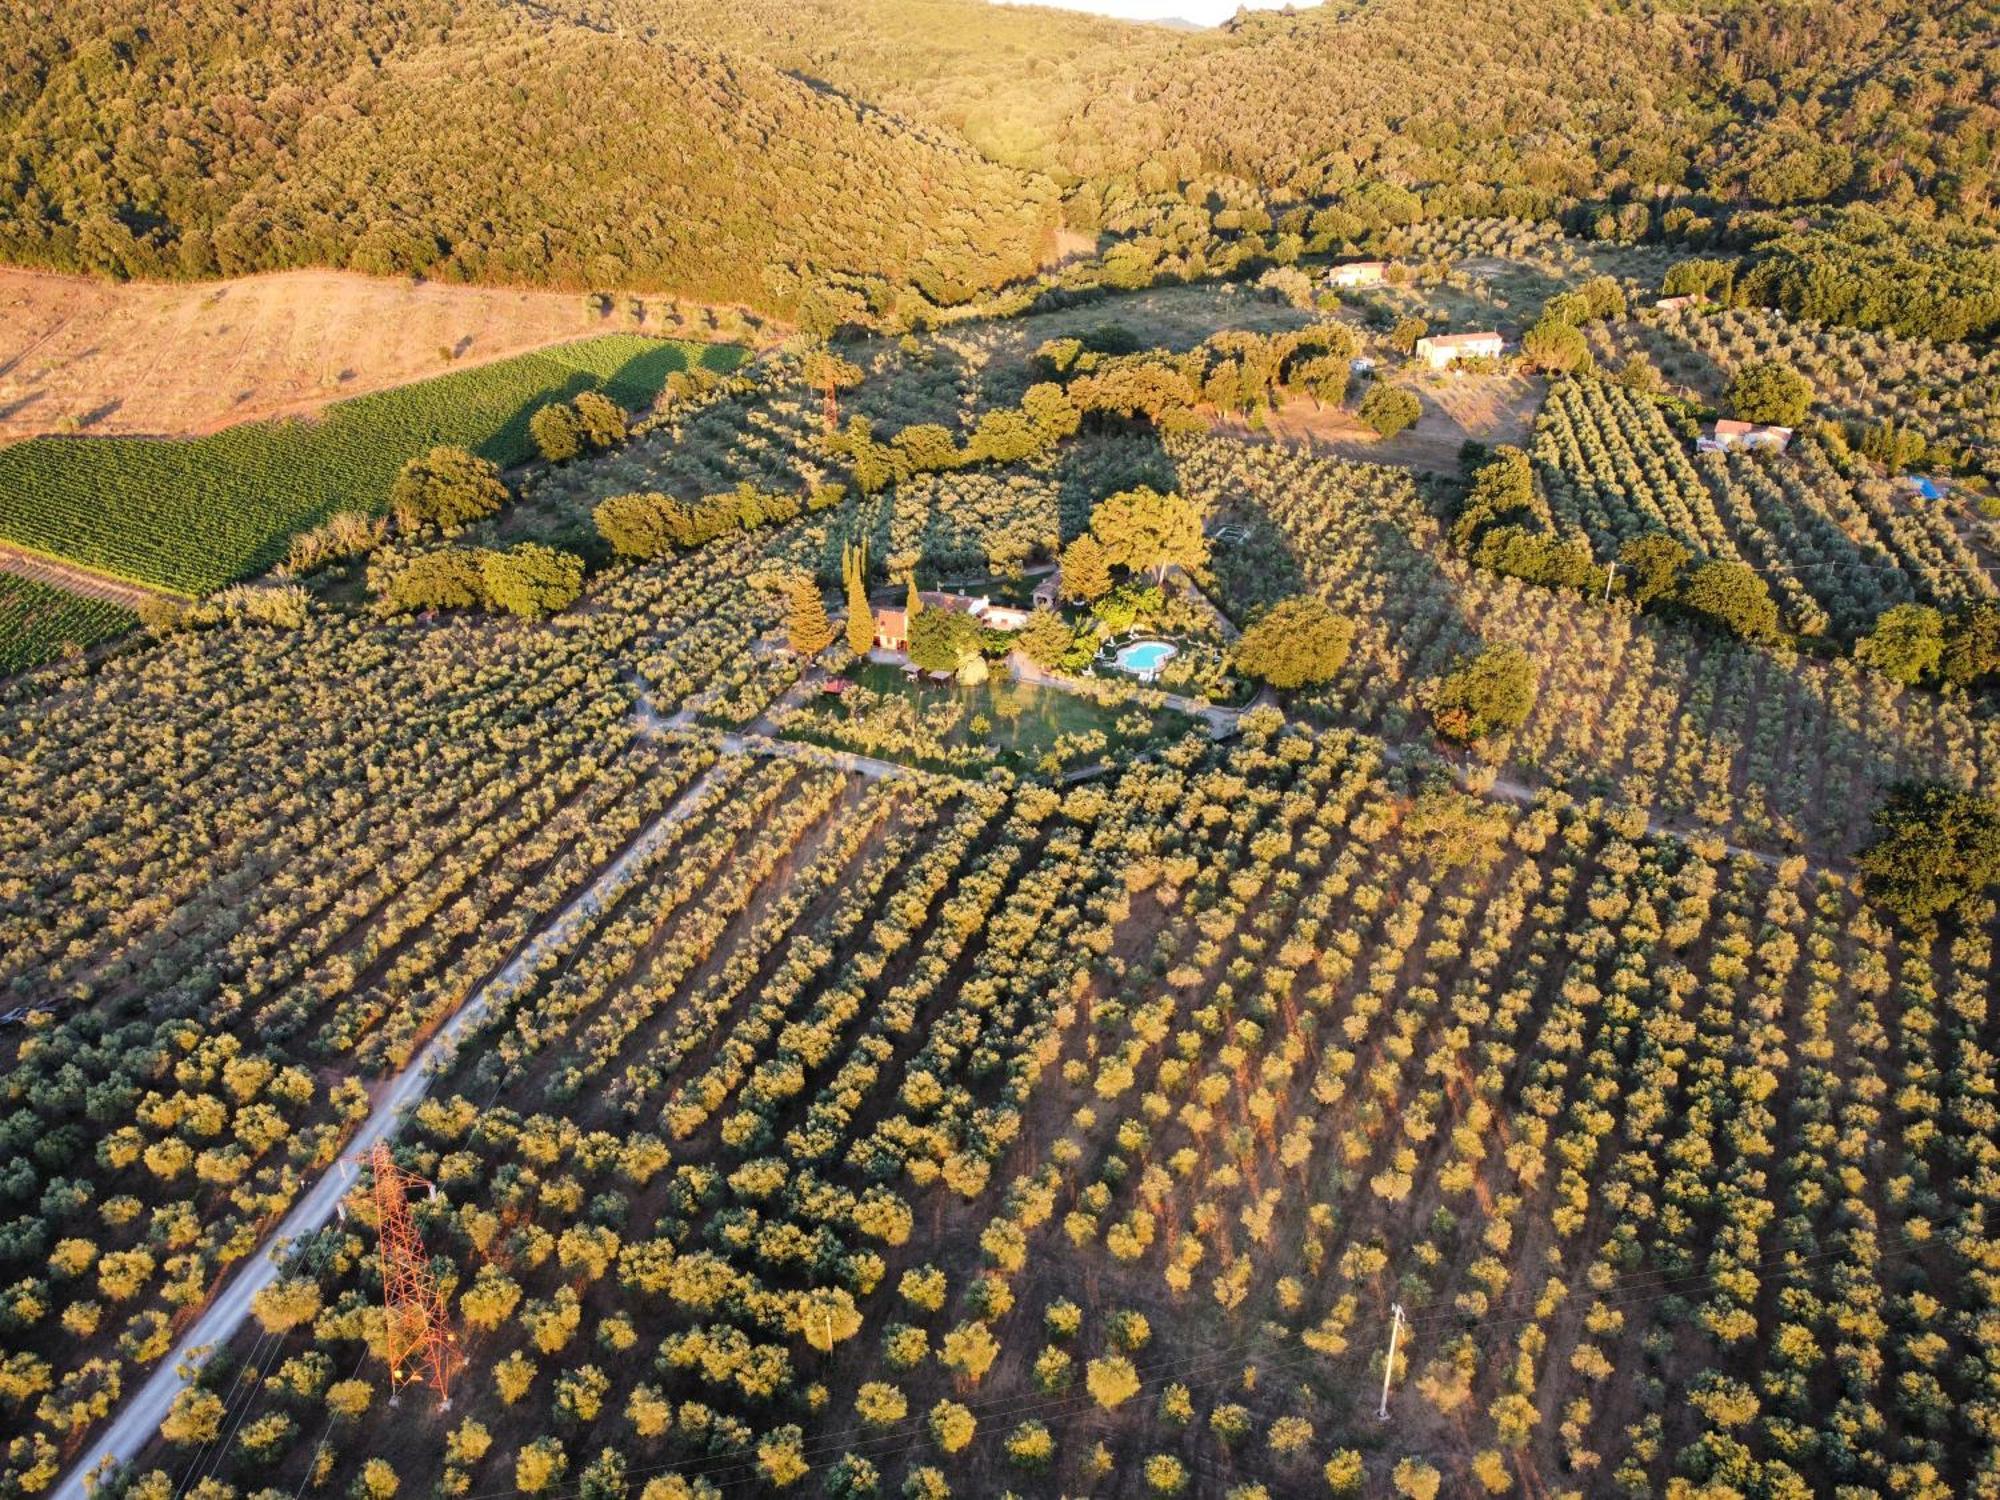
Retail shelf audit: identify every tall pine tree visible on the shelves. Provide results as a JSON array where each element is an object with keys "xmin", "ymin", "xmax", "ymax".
[{"xmin": 1060, "ymin": 534, "xmax": 1113, "ymax": 602}]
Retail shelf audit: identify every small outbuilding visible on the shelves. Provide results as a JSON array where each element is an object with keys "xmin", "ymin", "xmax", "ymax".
[
  {"xmin": 1698, "ymin": 420, "xmax": 1792, "ymax": 454},
  {"xmin": 1327, "ymin": 260, "xmax": 1388, "ymax": 289},
  {"xmin": 873, "ymin": 607, "xmax": 908, "ymax": 651}
]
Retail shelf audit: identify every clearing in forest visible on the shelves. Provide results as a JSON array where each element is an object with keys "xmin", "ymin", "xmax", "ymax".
[{"xmin": 1223, "ymin": 372, "xmax": 1544, "ymax": 472}]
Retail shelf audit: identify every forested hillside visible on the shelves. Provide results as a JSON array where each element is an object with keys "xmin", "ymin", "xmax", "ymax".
[
  {"xmin": 0, "ymin": 0, "xmax": 1059, "ymax": 313},
  {"xmin": 2, "ymin": 0, "xmax": 1993, "ymax": 321}
]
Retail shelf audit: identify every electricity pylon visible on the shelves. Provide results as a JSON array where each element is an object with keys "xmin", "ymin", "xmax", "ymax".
[{"xmin": 365, "ymin": 1142, "xmax": 457, "ymax": 1409}]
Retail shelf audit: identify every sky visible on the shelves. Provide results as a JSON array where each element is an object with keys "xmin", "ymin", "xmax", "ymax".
[{"xmin": 994, "ymin": 0, "xmax": 1321, "ymax": 24}]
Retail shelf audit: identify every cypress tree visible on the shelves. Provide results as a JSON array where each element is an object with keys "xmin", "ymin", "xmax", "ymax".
[
  {"xmin": 844, "ymin": 541, "xmax": 875, "ymax": 657},
  {"xmin": 787, "ymin": 574, "xmax": 835, "ymax": 658}
]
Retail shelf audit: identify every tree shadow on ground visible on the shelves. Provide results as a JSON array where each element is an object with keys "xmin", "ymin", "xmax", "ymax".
[{"xmin": 1054, "ymin": 426, "xmax": 1183, "ymax": 541}]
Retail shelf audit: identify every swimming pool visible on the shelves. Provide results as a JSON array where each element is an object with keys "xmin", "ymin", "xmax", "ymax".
[{"xmin": 1113, "ymin": 640, "xmax": 1178, "ymax": 677}]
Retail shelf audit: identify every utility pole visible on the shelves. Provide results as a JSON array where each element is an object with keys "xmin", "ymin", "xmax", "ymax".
[
  {"xmin": 1377, "ymin": 1303, "xmax": 1406, "ymax": 1421},
  {"xmin": 1602, "ymin": 560, "xmax": 1618, "ymax": 604}
]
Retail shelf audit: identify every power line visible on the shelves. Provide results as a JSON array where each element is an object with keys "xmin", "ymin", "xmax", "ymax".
[{"xmin": 447, "ymin": 1220, "xmax": 1924, "ymax": 1500}]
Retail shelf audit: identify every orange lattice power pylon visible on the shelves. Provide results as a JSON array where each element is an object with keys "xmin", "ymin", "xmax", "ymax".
[{"xmin": 365, "ymin": 1141, "xmax": 458, "ymax": 1408}]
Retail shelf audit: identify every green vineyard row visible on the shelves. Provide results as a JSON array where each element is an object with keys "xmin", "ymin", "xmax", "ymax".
[{"xmin": 0, "ymin": 336, "xmax": 741, "ymax": 597}]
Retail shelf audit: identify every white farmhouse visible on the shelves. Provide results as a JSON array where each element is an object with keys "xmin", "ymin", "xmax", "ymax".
[{"xmin": 1414, "ymin": 331, "xmax": 1504, "ymax": 369}]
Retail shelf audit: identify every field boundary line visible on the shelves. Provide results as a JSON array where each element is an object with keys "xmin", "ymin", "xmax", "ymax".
[{"xmin": 0, "ymin": 543, "xmax": 179, "ymax": 607}]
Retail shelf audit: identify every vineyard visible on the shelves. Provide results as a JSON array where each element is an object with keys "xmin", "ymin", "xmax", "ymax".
[
  {"xmin": 0, "ymin": 337, "xmax": 739, "ymax": 597},
  {"xmin": 0, "ymin": 574, "xmax": 134, "ymax": 672}
]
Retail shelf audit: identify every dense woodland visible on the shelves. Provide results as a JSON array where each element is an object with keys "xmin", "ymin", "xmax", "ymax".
[
  {"xmin": 0, "ymin": 0, "xmax": 1056, "ymax": 312},
  {"xmin": 2, "ymin": 0, "xmax": 1996, "ymax": 324}
]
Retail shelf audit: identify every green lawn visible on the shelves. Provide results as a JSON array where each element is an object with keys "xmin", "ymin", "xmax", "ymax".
[
  {"xmin": 0, "ymin": 336, "xmax": 742, "ymax": 596},
  {"xmin": 838, "ymin": 659, "xmax": 1192, "ymax": 767}
]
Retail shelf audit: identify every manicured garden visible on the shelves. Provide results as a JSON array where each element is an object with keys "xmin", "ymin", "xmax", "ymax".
[{"xmin": 776, "ymin": 659, "xmax": 1200, "ymax": 776}]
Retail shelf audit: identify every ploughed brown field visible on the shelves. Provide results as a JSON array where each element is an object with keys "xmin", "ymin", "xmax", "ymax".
[{"xmin": 0, "ymin": 267, "xmax": 762, "ymax": 443}]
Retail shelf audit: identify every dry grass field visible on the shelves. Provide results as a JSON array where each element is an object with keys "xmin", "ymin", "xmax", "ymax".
[
  {"xmin": 1222, "ymin": 372, "xmax": 1544, "ymax": 472},
  {"xmin": 0, "ymin": 267, "xmax": 767, "ymax": 443}
]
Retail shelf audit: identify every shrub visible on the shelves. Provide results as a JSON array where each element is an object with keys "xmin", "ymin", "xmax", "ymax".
[
  {"xmin": 854, "ymin": 1383, "xmax": 908, "ymax": 1428},
  {"xmin": 937, "ymin": 1323, "xmax": 998, "ymax": 1385},
  {"xmin": 351, "ymin": 1459, "xmax": 398, "ymax": 1500},
  {"xmin": 250, "ymin": 1278, "xmax": 320, "ymax": 1335},
  {"xmin": 927, "ymin": 1401, "xmax": 976, "ymax": 1454},
  {"xmin": 1391, "ymin": 1458, "xmax": 1442, "ymax": 1500},
  {"xmin": 1358, "ymin": 384, "xmax": 1420, "ymax": 438},
  {"xmin": 899, "ymin": 1266, "xmax": 947, "ymax": 1313},
  {"xmin": 1324, "ymin": 1452, "xmax": 1365, "ymax": 1495},
  {"xmin": 1004, "ymin": 1421, "xmax": 1055, "ymax": 1470},
  {"xmin": 391, "ymin": 447, "xmax": 508, "ymax": 531},
  {"xmin": 1085, "ymin": 1355, "xmax": 1140, "ymax": 1409},
  {"xmin": 515, "ymin": 1437, "xmax": 568, "ymax": 1495},
  {"xmin": 161, "ymin": 1387, "xmax": 224, "ymax": 1445}
]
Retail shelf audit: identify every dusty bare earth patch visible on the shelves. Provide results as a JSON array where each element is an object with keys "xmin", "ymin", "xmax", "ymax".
[
  {"xmin": 0, "ymin": 267, "xmax": 766, "ymax": 443},
  {"xmin": 1217, "ymin": 372, "xmax": 1545, "ymax": 472},
  {"xmin": 0, "ymin": 543, "xmax": 167, "ymax": 609}
]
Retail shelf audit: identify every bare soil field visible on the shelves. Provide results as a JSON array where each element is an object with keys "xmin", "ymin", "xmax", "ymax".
[
  {"xmin": 1219, "ymin": 371, "xmax": 1545, "ymax": 472},
  {"xmin": 0, "ymin": 267, "xmax": 766, "ymax": 443}
]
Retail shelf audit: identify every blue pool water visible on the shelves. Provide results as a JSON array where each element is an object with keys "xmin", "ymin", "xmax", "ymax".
[{"xmin": 1114, "ymin": 640, "xmax": 1178, "ymax": 674}]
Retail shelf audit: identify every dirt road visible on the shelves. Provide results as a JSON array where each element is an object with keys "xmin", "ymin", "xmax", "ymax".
[
  {"xmin": 54, "ymin": 756, "xmax": 739, "ymax": 1500},
  {"xmin": 0, "ymin": 544, "xmax": 172, "ymax": 608}
]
